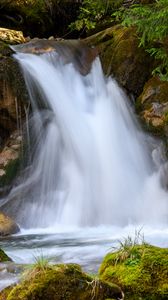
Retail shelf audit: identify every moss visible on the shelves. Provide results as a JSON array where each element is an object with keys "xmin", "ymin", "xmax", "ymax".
[
  {"xmin": 0, "ymin": 286, "xmax": 14, "ymax": 300},
  {"xmin": 99, "ymin": 244, "xmax": 168, "ymax": 299},
  {"xmin": 6, "ymin": 263, "xmax": 122, "ymax": 300},
  {"xmin": 0, "ymin": 248, "xmax": 11, "ymax": 262},
  {"xmin": 85, "ymin": 25, "xmax": 154, "ymax": 97}
]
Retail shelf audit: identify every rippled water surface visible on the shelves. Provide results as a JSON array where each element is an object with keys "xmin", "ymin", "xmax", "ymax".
[{"xmin": 0, "ymin": 225, "xmax": 168, "ymax": 291}]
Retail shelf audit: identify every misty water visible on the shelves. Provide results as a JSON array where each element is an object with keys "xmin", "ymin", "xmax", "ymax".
[{"xmin": 0, "ymin": 48, "xmax": 168, "ymax": 290}]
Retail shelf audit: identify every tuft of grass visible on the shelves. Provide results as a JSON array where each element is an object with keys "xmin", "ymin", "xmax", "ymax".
[
  {"xmin": 113, "ymin": 228, "xmax": 147, "ymax": 265},
  {"xmin": 22, "ymin": 253, "xmax": 51, "ymax": 281}
]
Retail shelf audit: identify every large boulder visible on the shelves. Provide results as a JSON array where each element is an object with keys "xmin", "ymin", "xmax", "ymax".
[
  {"xmin": 99, "ymin": 243, "xmax": 168, "ymax": 300},
  {"xmin": 2, "ymin": 263, "xmax": 123, "ymax": 300},
  {"xmin": 0, "ymin": 212, "xmax": 20, "ymax": 236},
  {"xmin": 136, "ymin": 77, "xmax": 168, "ymax": 137},
  {"xmin": 85, "ymin": 25, "xmax": 154, "ymax": 97}
]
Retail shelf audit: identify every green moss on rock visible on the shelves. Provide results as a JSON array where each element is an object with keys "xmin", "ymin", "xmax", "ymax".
[
  {"xmin": 5, "ymin": 263, "xmax": 123, "ymax": 300},
  {"xmin": 85, "ymin": 25, "xmax": 154, "ymax": 97},
  {"xmin": 0, "ymin": 248, "xmax": 11, "ymax": 262},
  {"xmin": 99, "ymin": 244, "xmax": 168, "ymax": 299}
]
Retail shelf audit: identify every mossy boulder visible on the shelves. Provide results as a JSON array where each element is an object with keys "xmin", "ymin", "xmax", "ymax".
[
  {"xmin": 136, "ymin": 77, "xmax": 168, "ymax": 137},
  {"xmin": 0, "ymin": 212, "xmax": 20, "ymax": 236},
  {"xmin": 3, "ymin": 264, "xmax": 123, "ymax": 300},
  {"xmin": 0, "ymin": 248, "xmax": 11, "ymax": 262},
  {"xmin": 99, "ymin": 244, "xmax": 168, "ymax": 300},
  {"xmin": 85, "ymin": 25, "xmax": 154, "ymax": 97}
]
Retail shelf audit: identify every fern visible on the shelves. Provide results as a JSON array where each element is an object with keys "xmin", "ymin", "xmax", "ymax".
[
  {"xmin": 120, "ymin": 0, "xmax": 168, "ymax": 80},
  {"xmin": 70, "ymin": 0, "xmax": 123, "ymax": 32}
]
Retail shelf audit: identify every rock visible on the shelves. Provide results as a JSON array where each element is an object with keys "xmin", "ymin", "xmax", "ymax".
[
  {"xmin": 11, "ymin": 39, "xmax": 98, "ymax": 75},
  {"xmin": 0, "ymin": 212, "xmax": 20, "ymax": 236},
  {"xmin": 3, "ymin": 263, "xmax": 123, "ymax": 300},
  {"xmin": 0, "ymin": 248, "xmax": 11, "ymax": 262},
  {"xmin": 85, "ymin": 25, "xmax": 154, "ymax": 97},
  {"xmin": 0, "ymin": 131, "xmax": 22, "ymax": 189},
  {"xmin": 136, "ymin": 77, "xmax": 168, "ymax": 136},
  {"xmin": 99, "ymin": 243, "xmax": 168, "ymax": 299},
  {"xmin": 0, "ymin": 39, "xmax": 28, "ymax": 145},
  {"xmin": 0, "ymin": 28, "xmax": 25, "ymax": 44}
]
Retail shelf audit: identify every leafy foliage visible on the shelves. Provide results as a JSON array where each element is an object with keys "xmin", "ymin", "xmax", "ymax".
[
  {"xmin": 119, "ymin": 0, "xmax": 168, "ymax": 80},
  {"xmin": 70, "ymin": 0, "xmax": 123, "ymax": 32}
]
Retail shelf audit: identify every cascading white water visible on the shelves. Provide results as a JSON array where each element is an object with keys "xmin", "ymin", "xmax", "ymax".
[{"xmin": 4, "ymin": 50, "xmax": 168, "ymax": 228}]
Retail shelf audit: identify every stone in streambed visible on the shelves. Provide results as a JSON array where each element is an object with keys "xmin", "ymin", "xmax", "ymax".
[{"xmin": 0, "ymin": 212, "xmax": 20, "ymax": 236}]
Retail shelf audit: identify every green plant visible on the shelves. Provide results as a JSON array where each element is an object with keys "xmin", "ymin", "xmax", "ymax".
[
  {"xmin": 113, "ymin": 229, "xmax": 146, "ymax": 265},
  {"xmin": 22, "ymin": 253, "xmax": 50, "ymax": 281},
  {"xmin": 70, "ymin": 0, "xmax": 123, "ymax": 32},
  {"xmin": 118, "ymin": 0, "xmax": 168, "ymax": 80}
]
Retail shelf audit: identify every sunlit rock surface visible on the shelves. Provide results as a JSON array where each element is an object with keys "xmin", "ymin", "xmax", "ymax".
[
  {"xmin": 0, "ymin": 28, "xmax": 25, "ymax": 44},
  {"xmin": 0, "ymin": 212, "xmax": 19, "ymax": 236},
  {"xmin": 137, "ymin": 77, "xmax": 168, "ymax": 137}
]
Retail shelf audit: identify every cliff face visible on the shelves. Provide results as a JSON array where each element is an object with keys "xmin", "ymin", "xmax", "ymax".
[{"xmin": 0, "ymin": 28, "xmax": 28, "ymax": 189}]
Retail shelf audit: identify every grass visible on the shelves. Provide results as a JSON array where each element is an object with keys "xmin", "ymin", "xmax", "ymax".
[
  {"xmin": 22, "ymin": 253, "xmax": 51, "ymax": 281},
  {"xmin": 112, "ymin": 228, "xmax": 147, "ymax": 265}
]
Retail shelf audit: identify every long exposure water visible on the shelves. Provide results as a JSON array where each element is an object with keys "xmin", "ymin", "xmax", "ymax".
[{"xmin": 0, "ymin": 47, "xmax": 168, "ymax": 290}]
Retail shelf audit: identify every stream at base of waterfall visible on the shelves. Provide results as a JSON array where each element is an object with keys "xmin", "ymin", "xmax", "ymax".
[{"xmin": 0, "ymin": 46, "xmax": 168, "ymax": 291}]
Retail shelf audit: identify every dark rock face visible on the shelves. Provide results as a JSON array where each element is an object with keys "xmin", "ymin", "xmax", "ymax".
[
  {"xmin": 0, "ymin": 29, "xmax": 28, "ymax": 190},
  {"xmin": 0, "ymin": 41, "xmax": 28, "ymax": 145},
  {"xmin": 85, "ymin": 25, "xmax": 154, "ymax": 97}
]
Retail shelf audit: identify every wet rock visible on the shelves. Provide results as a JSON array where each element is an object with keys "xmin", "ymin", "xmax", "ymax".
[
  {"xmin": 12, "ymin": 39, "xmax": 98, "ymax": 75},
  {"xmin": 136, "ymin": 77, "xmax": 168, "ymax": 136},
  {"xmin": 0, "ymin": 212, "xmax": 20, "ymax": 236},
  {"xmin": 0, "ymin": 131, "xmax": 22, "ymax": 189},
  {"xmin": 2, "ymin": 263, "xmax": 123, "ymax": 300},
  {"xmin": 85, "ymin": 25, "xmax": 154, "ymax": 97},
  {"xmin": 99, "ymin": 243, "xmax": 168, "ymax": 299}
]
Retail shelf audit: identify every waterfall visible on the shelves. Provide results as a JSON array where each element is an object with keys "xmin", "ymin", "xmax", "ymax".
[{"xmin": 3, "ymin": 48, "xmax": 168, "ymax": 228}]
